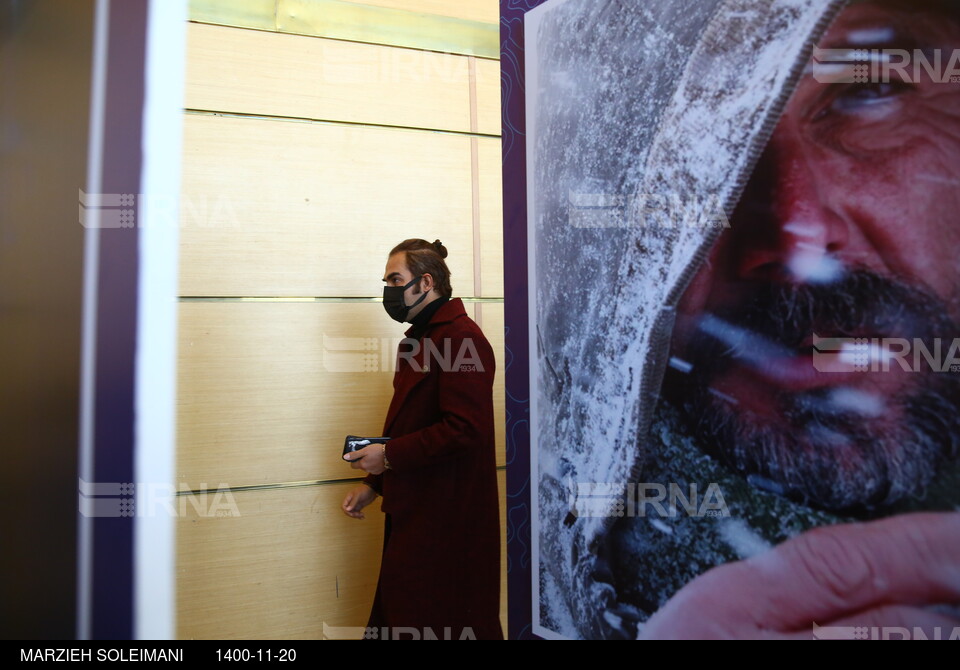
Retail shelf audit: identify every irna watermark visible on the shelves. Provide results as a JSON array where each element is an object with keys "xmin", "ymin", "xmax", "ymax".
[
  {"xmin": 79, "ymin": 188, "xmax": 242, "ymax": 229},
  {"xmin": 77, "ymin": 478, "xmax": 239, "ymax": 518},
  {"xmin": 812, "ymin": 623, "xmax": 960, "ymax": 640},
  {"xmin": 321, "ymin": 622, "xmax": 477, "ymax": 640},
  {"xmin": 570, "ymin": 482, "xmax": 729, "ymax": 519},
  {"xmin": 813, "ymin": 47, "xmax": 960, "ymax": 84},
  {"xmin": 322, "ymin": 335, "xmax": 485, "ymax": 373},
  {"xmin": 812, "ymin": 334, "xmax": 960, "ymax": 373}
]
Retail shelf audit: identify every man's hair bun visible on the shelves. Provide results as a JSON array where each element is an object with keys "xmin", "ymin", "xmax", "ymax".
[{"xmin": 390, "ymin": 238, "xmax": 454, "ymax": 298}]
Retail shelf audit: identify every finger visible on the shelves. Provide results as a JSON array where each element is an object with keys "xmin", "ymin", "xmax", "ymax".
[
  {"xmin": 643, "ymin": 513, "xmax": 960, "ymax": 639},
  {"xmin": 344, "ymin": 449, "xmax": 368, "ymax": 463},
  {"xmin": 343, "ymin": 446, "xmax": 369, "ymax": 462},
  {"xmin": 748, "ymin": 512, "xmax": 960, "ymax": 630}
]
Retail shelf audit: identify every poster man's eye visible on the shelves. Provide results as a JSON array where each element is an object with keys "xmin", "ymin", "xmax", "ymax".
[{"xmin": 822, "ymin": 80, "xmax": 914, "ymax": 116}]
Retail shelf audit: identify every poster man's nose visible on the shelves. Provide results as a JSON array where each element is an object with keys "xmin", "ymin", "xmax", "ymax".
[{"xmin": 733, "ymin": 126, "xmax": 849, "ymax": 284}]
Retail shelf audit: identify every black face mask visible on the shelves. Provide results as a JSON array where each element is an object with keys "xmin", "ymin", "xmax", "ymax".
[{"xmin": 382, "ymin": 275, "xmax": 428, "ymax": 323}]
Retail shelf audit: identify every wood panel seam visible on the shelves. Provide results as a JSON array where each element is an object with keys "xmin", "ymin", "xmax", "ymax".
[
  {"xmin": 184, "ymin": 109, "xmax": 502, "ymax": 140},
  {"xmin": 468, "ymin": 56, "xmax": 482, "ymax": 310},
  {"xmin": 187, "ymin": 19, "xmax": 503, "ymax": 62},
  {"xmin": 176, "ymin": 465, "xmax": 508, "ymax": 495}
]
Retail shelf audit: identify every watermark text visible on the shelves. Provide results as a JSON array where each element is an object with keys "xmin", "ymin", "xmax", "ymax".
[{"xmin": 570, "ymin": 482, "xmax": 729, "ymax": 519}]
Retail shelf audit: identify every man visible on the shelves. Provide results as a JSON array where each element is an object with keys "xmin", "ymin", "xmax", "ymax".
[
  {"xmin": 527, "ymin": 0, "xmax": 960, "ymax": 639},
  {"xmin": 341, "ymin": 239, "xmax": 502, "ymax": 640},
  {"xmin": 628, "ymin": 2, "xmax": 960, "ymax": 639},
  {"xmin": 632, "ymin": 0, "xmax": 960, "ymax": 637},
  {"xmin": 664, "ymin": 0, "xmax": 960, "ymax": 513}
]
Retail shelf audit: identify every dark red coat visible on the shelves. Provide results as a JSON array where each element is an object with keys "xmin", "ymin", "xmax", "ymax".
[{"xmin": 364, "ymin": 298, "xmax": 502, "ymax": 640}]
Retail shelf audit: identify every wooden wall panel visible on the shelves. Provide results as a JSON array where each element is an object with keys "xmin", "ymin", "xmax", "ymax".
[
  {"xmin": 176, "ymin": 483, "xmax": 384, "ymax": 639},
  {"xmin": 277, "ymin": 0, "xmax": 498, "ymax": 59},
  {"xmin": 179, "ymin": 302, "xmax": 398, "ymax": 490},
  {"xmin": 189, "ymin": 0, "xmax": 500, "ymax": 58},
  {"xmin": 475, "ymin": 57, "xmax": 501, "ymax": 137},
  {"xmin": 478, "ymin": 138, "xmax": 504, "ymax": 297},
  {"xmin": 189, "ymin": 0, "xmax": 277, "ymax": 32},
  {"xmin": 178, "ymin": 301, "xmax": 507, "ymax": 490},
  {"xmin": 179, "ymin": 114, "xmax": 476, "ymax": 297},
  {"xmin": 176, "ymin": 473, "xmax": 508, "ymax": 639},
  {"xmin": 477, "ymin": 303, "xmax": 506, "ymax": 461},
  {"xmin": 352, "ymin": 0, "xmax": 499, "ymax": 24},
  {"xmin": 178, "ymin": 0, "xmax": 506, "ymax": 639},
  {"xmin": 186, "ymin": 24, "xmax": 473, "ymax": 133}
]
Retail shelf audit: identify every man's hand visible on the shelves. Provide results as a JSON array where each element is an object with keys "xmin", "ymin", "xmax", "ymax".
[
  {"xmin": 640, "ymin": 512, "xmax": 960, "ymax": 640},
  {"xmin": 341, "ymin": 484, "xmax": 377, "ymax": 520},
  {"xmin": 343, "ymin": 444, "xmax": 387, "ymax": 475}
]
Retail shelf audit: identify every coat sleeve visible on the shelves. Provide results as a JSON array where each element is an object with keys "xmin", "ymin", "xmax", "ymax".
[
  {"xmin": 363, "ymin": 473, "xmax": 383, "ymax": 495},
  {"xmin": 383, "ymin": 326, "xmax": 496, "ymax": 471}
]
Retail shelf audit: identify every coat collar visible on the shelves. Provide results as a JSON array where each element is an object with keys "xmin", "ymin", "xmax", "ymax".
[
  {"xmin": 384, "ymin": 298, "xmax": 468, "ymax": 436},
  {"xmin": 404, "ymin": 297, "xmax": 466, "ymax": 338}
]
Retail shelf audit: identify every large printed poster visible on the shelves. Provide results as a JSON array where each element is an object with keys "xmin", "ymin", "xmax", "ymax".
[{"xmin": 525, "ymin": 0, "xmax": 960, "ymax": 639}]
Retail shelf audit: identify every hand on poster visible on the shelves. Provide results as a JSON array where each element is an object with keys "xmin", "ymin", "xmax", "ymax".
[{"xmin": 640, "ymin": 512, "xmax": 960, "ymax": 640}]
